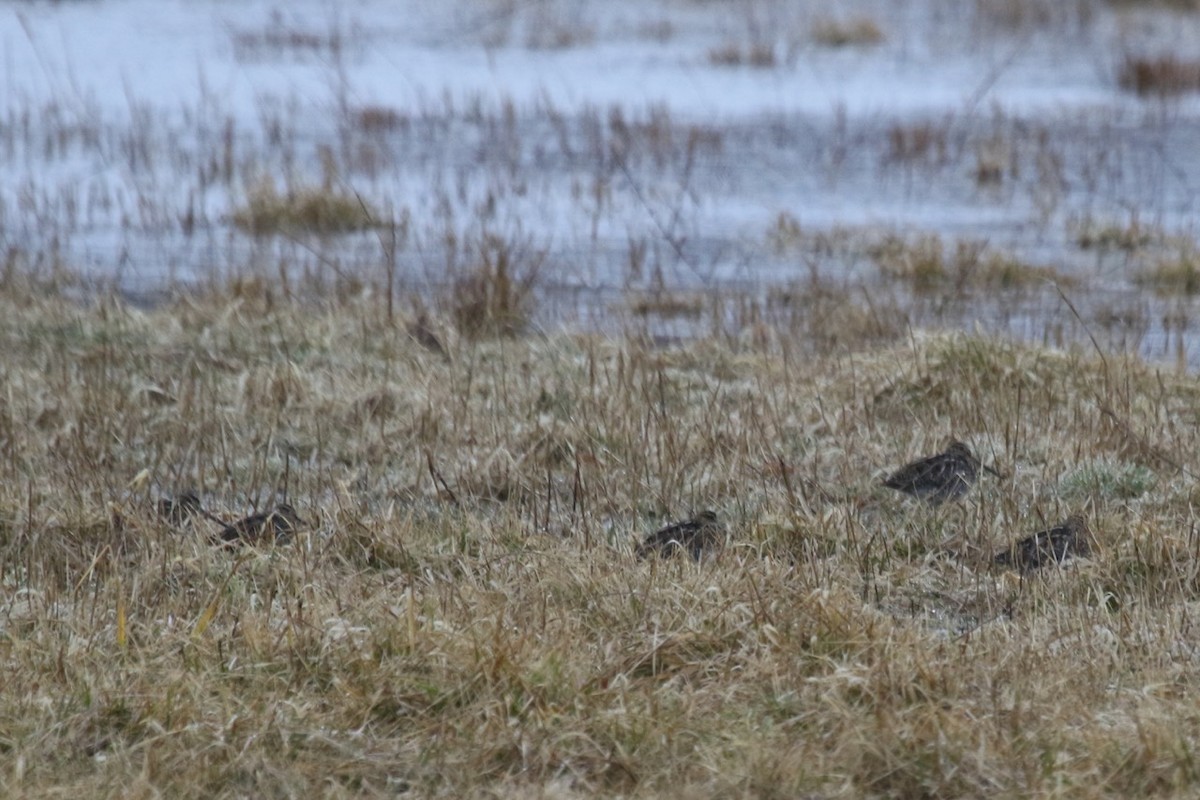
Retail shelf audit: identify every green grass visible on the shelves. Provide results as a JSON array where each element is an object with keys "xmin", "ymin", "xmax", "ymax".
[{"xmin": 1061, "ymin": 461, "xmax": 1156, "ymax": 500}]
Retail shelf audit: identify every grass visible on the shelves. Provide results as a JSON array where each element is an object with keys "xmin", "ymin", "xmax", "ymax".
[
  {"xmin": 8, "ymin": 1, "xmax": 1200, "ymax": 795},
  {"xmin": 1061, "ymin": 461, "xmax": 1156, "ymax": 500},
  {"xmin": 707, "ymin": 42, "xmax": 777, "ymax": 68},
  {"xmin": 4, "ymin": 281, "xmax": 1200, "ymax": 796},
  {"xmin": 232, "ymin": 178, "xmax": 380, "ymax": 236},
  {"xmin": 626, "ymin": 291, "xmax": 706, "ymax": 319},
  {"xmin": 230, "ymin": 10, "xmax": 353, "ymax": 61},
  {"xmin": 1071, "ymin": 215, "xmax": 1160, "ymax": 252},
  {"xmin": 870, "ymin": 233, "xmax": 1069, "ymax": 292},
  {"xmin": 448, "ymin": 230, "xmax": 546, "ymax": 339},
  {"xmin": 885, "ymin": 120, "xmax": 950, "ymax": 165},
  {"xmin": 1118, "ymin": 54, "xmax": 1200, "ymax": 96},
  {"xmin": 810, "ymin": 16, "xmax": 885, "ymax": 47},
  {"xmin": 1134, "ymin": 251, "xmax": 1200, "ymax": 295}
]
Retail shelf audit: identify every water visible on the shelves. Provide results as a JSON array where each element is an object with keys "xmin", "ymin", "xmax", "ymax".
[{"xmin": 4, "ymin": 0, "xmax": 1200, "ymax": 362}]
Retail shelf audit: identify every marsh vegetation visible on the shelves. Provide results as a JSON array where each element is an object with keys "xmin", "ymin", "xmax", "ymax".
[
  {"xmin": 6, "ymin": 0, "xmax": 1200, "ymax": 796},
  {"xmin": 2, "ymin": 280, "xmax": 1200, "ymax": 797}
]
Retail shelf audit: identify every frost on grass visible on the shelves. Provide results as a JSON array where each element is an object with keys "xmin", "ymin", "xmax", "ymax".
[{"xmin": 3, "ymin": 285, "xmax": 1200, "ymax": 796}]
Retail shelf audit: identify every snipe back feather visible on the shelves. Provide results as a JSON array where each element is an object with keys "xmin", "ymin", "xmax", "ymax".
[{"xmin": 637, "ymin": 511, "xmax": 724, "ymax": 560}]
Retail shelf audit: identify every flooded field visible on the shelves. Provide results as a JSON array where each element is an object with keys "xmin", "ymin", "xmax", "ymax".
[
  {"xmin": 4, "ymin": 0, "xmax": 1200, "ymax": 362},
  {"xmin": 11, "ymin": 5, "xmax": 1200, "ymax": 796}
]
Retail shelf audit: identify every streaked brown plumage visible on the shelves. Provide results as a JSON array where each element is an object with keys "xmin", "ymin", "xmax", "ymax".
[
  {"xmin": 408, "ymin": 312, "xmax": 446, "ymax": 357},
  {"xmin": 883, "ymin": 440, "xmax": 999, "ymax": 505},
  {"xmin": 637, "ymin": 511, "xmax": 723, "ymax": 560},
  {"xmin": 214, "ymin": 503, "xmax": 305, "ymax": 548},
  {"xmin": 158, "ymin": 491, "xmax": 203, "ymax": 526},
  {"xmin": 994, "ymin": 514, "xmax": 1091, "ymax": 571}
]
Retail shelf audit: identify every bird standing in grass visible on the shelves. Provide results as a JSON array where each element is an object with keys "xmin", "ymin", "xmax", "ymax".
[
  {"xmin": 214, "ymin": 503, "xmax": 305, "ymax": 548},
  {"xmin": 994, "ymin": 514, "xmax": 1091, "ymax": 571},
  {"xmin": 158, "ymin": 491, "xmax": 203, "ymax": 527},
  {"xmin": 883, "ymin": 439, "xmax": 1000, "ymax": 505},
  {"xmin": 408, "ymin": 311, "xmax": 447, "ymax": 358},
  {"xmin": 637, "ymin": 510, "xmax": 724, "ymax": 560}
]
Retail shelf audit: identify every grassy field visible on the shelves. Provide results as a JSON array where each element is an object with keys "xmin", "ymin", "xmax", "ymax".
[{"xmin": 2, "ymin": 279, "xmax": 1200, "ymax": 798}]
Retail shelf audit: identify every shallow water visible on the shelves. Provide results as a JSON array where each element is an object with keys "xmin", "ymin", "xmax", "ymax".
[{"xmin": 3, "ymin": 0, "xmax": 1200, "ymax": 363}]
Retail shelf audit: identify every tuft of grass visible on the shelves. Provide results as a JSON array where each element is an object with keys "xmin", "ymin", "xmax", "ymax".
[
  {"xmin": 230, "ymin": 11, "xmax": 351, "ymax": 61},
  {"xmin": 449, "ymin": 232, "xmax": 545, "ymax": 339},
  {"xmin": 1134, "ymin": 252, "xmax": 1200, "ymax": 295},
  {"xmin": 350, "ymin": 105, "xmax": 406, "ymax": 134},
  {"xmin": 1107, "ymin": 0, "xmax": 1200, "ymax": 7},
  {"xmin": 973, "ymin": 136, "xmax": 1011, "ymax": 186},
  {"xmin": 811, "ymin": 16, "xmax": 885, "ymax": 47},
  {"xmin": 871, "ymin": 233, "xmax": 948, "ymax": 291},
  {"xmin": 885, "ymin": 120, "xmax": 949, "ymax": 165},
  {"xmin": 1061, "ymin": 462, "xmax": 1156, "ymax": 501},
  {"xmin": 978, "ymin": 250, "xmax": 1070, "ymax": 289},
  {"xmin": 1119, "ymin": 54, "xmax": 1200, "ymax": 96},
  {"xmin": 524, "ymin": 6, "xmax": 596, "ymax": 50},
  {"xmin": 707, "ymin": 42, "xmax": 776, "ymax": 68},
  {"xmin": 1071, "ymin": 215, "xmax": 1159, "ymax": 252},
  {"xmin": 972, "ymin": 0, "xmax": 1095, "ymax": 32},
  {"xmin": 627, "ymin": 291, "xmax": 706, "ymax": 319},
  {"xmin": 870, "ymin": 234, "xmax": 1066, "ymax": 292},
  {"xmin": 766, "ymin": 211, "xmax": 804, "ymax": 254},
  {"xmin": 232, "ymin": 178, "xmax": 380, "ymax": 235}
]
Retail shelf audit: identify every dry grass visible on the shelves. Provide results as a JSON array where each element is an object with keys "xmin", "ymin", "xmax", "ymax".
[
  {"xmin": 1108, "ymin": 0, "xmax": 1200, "ymax": 7},
  {"xmin": 1118, "ymin": 54, "xmax": 1200, "ymax": 96},
  {"xmin": 230, "ymin": 10, "xmax": 353, "ymax": 61},
  {"xmin": 4, "ymin": 281, "xmax": 1200, "ymax": 796},
  {"xmin": 350, "ymin": 105, "xmax": 407, "ymax": 135},
  {"xmin": 232, "ymin": 178, "xmax": 380, "ymax": 236},
  {"xmin": 972, "ymin": 0, "xmax": 1095, "ymax": 32},
  {"xmin": 885, "ymin": 120, "xmax": 950, "ymax": 166},
  {"xmin": 1135, "ymin": 251, "xmax": 1200, "ymax": 294},
  {"xmin": 447, "ymin": 231, "xmax": 546, "ymax": 339},
  {"xmin": 1071, "ymin": 215, "xmax": 1161, "ymax": 252},
  {"xmin": 707, "ymin": 42, "xmax": 777, "ymax": 69},
  {"xmin": 810, "ymin": 16, "xmax": 885, "ymax": 47},
  {"xmin": 870, "ymin": 234, "xmax": 1069, "ymax": 292},
  {"xmin": 626, "ymin": 291, "xmax": 706, "ymax": 320}
]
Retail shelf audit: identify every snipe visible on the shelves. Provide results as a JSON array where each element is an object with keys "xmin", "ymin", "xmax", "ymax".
[
  {"xmin": 636, "ymin": 511, "xmax": 724, "ymax": 560},
  {"xmin": 883, "ymin": 440, "xmax": 1000, "ymax": 505},
  {"xmin": 994, "ymin": 514, "xmax": 1091, "ymax": 571},
  {"xmin": 158, "ymin": 491, "xmax": 203, "ymax": 527},
  {"xmin": 214, "ymin": 503, "xmax": 306, "ymax": 548}
]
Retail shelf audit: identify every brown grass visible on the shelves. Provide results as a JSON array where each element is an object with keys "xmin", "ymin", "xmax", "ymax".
[
  {"xmin": 707, "ymin": 42, "xmax": 777, "ymax": 68},
  {"xmin": 232, "ymin": 178, "xmax": 380, "ymax": 235},
  {"xmin": 870, "ymin": 234, "xmax": 1069, "ymax": 292},
  {"xmin": 230, "ymin": 11, "xmax": 350, "ymax": 61},
  {"xmin": 627, "ymin": 291, "xmax": 706, "ymax": 319},
  {"xmin": 448, "ymin": 231, "xmax": 546, "ymax": 339},
  {"xmin": 1072, "ymin": 215, "xmax": 1160, "ymax": 252},
  {"xmin": 1135, "ymin": 251, "xmax": 1200, "ymax": 294},
  {"xmin": 886, "ymin": 120, "xmax": 950, "ymax": 165},
  {"xmin": 811, "ymin": 16, "xmax": 885, "ymax": 47},
  {"xmin": 1118, "ymin": 54, "xmax": 1200, "ymax": 96},
  {"xmin": 350, "ymin": 105, "xmax": 407, "ymax": 134},
  {"xmin": 4, "ymin": 282, "xmax": 1200, "ymax": 797}
]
